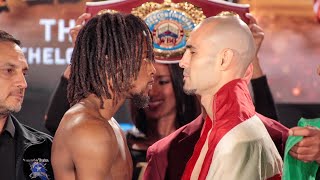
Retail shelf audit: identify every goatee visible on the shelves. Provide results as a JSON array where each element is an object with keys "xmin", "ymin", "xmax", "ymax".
[
  {"xmin": 183, "ymin": 89, "xmax": 196, "ymax": 95},
  {"xmin": 183, "ymin": 83, "xmax": 196, "ymax": 95},
  {"xmin": 132, "ymin": 93, "xmax": 150, "ymax": 109}
]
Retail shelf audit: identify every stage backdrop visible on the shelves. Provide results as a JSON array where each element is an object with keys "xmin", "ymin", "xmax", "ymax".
[{"xmin": 0, "ymin": 0, "xmax": 319, "ymax": 132}]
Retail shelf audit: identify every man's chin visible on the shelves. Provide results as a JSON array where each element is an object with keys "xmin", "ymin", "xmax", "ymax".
[
  {"xmin": 9, "ymin": 105, "xmax": 22, "ymax": 113},
  {"xmin": 131, "ymin": 93, "xmax": 150, "ymax": 109},
  {"xmin": 183, "ymin": 87, "xmax": 197, "ymax": 95},
  {"xmin": 0, "ymin": 105, "xmax": 21, "ymax": 116},
  {"xmin": 6, "ymin": 99, "xmax": 23, "ymax": 112}
]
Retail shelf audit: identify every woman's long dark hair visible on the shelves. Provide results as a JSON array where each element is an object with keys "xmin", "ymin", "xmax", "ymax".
[
  {"xmin": 131, "ymin": 63, "xmax": 201, "ymax": 135},
  {"xmin": 68, "ymin": 13, "xmax": 154, "ymax": 107}
]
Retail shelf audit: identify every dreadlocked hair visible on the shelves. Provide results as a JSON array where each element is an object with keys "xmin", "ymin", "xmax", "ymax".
[{"xmin": 68, "ymin": 13, "xmax": 154, "ymax": 107}]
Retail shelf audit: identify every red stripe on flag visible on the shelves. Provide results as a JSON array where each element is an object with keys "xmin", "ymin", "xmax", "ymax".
[
  {"xmin": 181, "ymin": 117, "xmax": 212, "ymax": 180},
  {"xmin": 267, "ymin": 173, "xmax": 282, "ymax": 180}
]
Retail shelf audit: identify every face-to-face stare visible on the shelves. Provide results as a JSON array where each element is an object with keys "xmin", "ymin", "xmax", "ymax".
[
  {"xmin": 129, "ymin": 53, "xmax": 156, "ymax": 108},
  {"xmin": 179, "ymin": 24, "xmax": 221, "ymax": 96},
  {"xmin": 0, "ymin": 41, "xmax": 28, "ymax": 115},
  {"xmin": 144, "ymin": 63, "xmax": 176, "ymax": 120}
]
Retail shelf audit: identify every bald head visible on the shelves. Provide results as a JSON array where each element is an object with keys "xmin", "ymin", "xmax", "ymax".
[
  {"xmin": 179, "ymin": 12, "xmax": 257, "ymax": 97},
  {"xmin": 193, "ymin": 13, "xmax": 256, "ymax": 72}
]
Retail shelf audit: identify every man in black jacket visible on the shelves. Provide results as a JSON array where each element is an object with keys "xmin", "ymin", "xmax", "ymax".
[{"xmin": 0, "ymin": 30, "xmax": 54, "ymax": 180}]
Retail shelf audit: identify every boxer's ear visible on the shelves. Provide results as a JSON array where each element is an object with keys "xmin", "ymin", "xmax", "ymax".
[{"xmin": 219, "ymin": 48, "xmax": 233, "ymax": 71}]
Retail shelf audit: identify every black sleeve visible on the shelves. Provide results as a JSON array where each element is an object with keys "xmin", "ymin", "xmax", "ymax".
[
  {"xmin": 251, "ymin": 76, "xmax": 279, "ymax": 121},
  {"xmin": 44, "ymin": 76, "xmax": 70, "ymax": 135}
]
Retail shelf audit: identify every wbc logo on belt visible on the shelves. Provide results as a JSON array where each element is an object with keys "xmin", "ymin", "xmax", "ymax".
[
  {"xmin": 132, "ymin": 1, "xmax": 205, "ymax": 61},
  {"xmin": 152, "ymin": 18, "xmax": 184, "ymax": 49}
]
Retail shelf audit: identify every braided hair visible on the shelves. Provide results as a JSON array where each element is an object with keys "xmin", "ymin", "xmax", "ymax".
[{"xmin": 68, "ymin": 13, "xmax": 154, "ymax": 107}]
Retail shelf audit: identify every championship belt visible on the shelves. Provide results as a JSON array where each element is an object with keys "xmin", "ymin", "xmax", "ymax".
[{"xmin": 86, "ymin": 0, "xmax": 250, "ymax": 63}]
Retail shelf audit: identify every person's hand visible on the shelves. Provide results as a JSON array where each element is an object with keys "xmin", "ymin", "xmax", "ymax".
[
  {"xmin": 70, "ymin": 13, "xmax": 91, "ymax": 46},
  {"xmin": 246, "ymin": 13, "xmax": 264, "ymax": 56},
  {"xmin": 245, "ymin": 13, "xmax": 264, "ymax": 79},
  {"xmin": 289, "ymin": 126, "xmax": 320, "ymax": 164}
]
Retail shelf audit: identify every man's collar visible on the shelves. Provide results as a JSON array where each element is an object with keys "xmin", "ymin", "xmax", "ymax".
[{"xmin": 3, "ymin": 115, "xmax": 16, "ymax": 137}]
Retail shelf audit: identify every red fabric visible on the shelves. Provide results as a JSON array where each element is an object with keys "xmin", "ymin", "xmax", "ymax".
[
  {"xmin": 143, "ymin": 115, "xmax": 204, "ymax": 180},
  {"xmin": 182, "ymin": 79, "xmax": 256, "ymax": 180},
  {"xmin": 257, "ymin": 113, "xmax": 289, "ymax": 158},
  {"xmin": 144, "ymin": 112, "xmax": 288, "ymax": 180},
  {"xmin": 267, "ymin": 174, "xmax": 282, "ymax": 180},
  {"xmin": 144, "ymin": 79, "xmax": 286, "ymax": 179},
  {"xmin": 181, "ymin": 116, "xmax": 212, "ymax": 180}
]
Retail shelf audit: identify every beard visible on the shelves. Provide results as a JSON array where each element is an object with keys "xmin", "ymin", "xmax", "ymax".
[
  {"xmin": 183, "ymin": 80, "xmax": 197, "ymax": 95},
  {"xmin": 10, "ymin": 104, "xmax": 22, "ymax": 112},
  {"xmin": 183, "ymin": 88, "xmax": 197, "ymax": 95},
  {"xmin": 131, "ymin": 92, "xmax": 150, "ymax": 109},
  {"xmin": 0, "ymin": 104, "xmax": 21, "ymax": 117}
]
